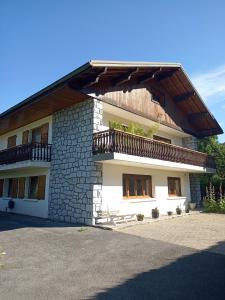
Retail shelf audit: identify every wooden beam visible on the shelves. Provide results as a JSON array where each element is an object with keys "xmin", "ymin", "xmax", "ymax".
[
  {"xmin": 174, "ymin": 91, "xmax": 196, "ymax": 104},
  {"xmin": 188, "ymin": 112, "xmax": 209, "ymax": 121},
  {"xmin": 81, "ymin": 67, "xmax": 108, "ymax": 89},
  {"xmin": 137, "ymin": 68, "xmax": 162, "ymax": 84},
  {"xmin": 113, "ymin": 68, "xmax": 139, "ymax": 86},
  {"xmin": 156, "ymin": 69, "xmax": 178, "ymax": 81}
]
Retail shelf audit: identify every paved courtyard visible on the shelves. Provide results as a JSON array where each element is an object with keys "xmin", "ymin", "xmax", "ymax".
[
  {"xmin": 0, "ymin": 212, "xmax": 225, "ymax": 300},
  {"xmin": 120, "ymin": 213, "xmax": 225, "ymax": 254}
]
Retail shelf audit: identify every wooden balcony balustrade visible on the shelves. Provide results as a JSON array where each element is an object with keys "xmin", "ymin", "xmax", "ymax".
[
  {"xmin": 93, "ymin": 129, "xmax": 216, "ymax": 169},
  {"xmin": 0, "ymin": 143, "xmax": 52, "ymax": 165}
]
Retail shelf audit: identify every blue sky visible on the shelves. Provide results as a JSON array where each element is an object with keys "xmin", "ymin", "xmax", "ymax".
[{"xmin": 1, "ymin": 1, "xmax": 225, "ymax": 141}]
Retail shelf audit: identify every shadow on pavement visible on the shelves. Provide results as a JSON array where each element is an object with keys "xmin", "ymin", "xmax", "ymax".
[
  {"xmin": 90, "ymin": 240, "xmax": 225, "ymax": 300},
  {"xmin": 0, "ymin": 212, "xmax": 84, "ymax": 231}
]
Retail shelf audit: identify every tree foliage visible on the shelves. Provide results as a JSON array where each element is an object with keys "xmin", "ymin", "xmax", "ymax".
[{"xmin": 198, "ymin": 136, "xmax": 225, "ymax": 195}]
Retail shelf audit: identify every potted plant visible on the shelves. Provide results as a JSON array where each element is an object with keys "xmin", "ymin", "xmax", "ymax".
[
  {"xmin": 185, "ymin": 207, "xmax": 190, "ymax": 213},
  {"xmin": 167, "ymin": 211, "xmax": 173, "ymax": 216},
  {"xmin": 189, "ymin": 202, "xmax": 196, "ymax": 210},
  {"xmin": 152, "ymin": 207, "xmax": 159, "ymax": 219},
  {"xmin": 8, "ymin": 200, "xmax": 15, "ymax": 209},
  {"xmin": 176, "ymin": 206, "xmax": 182, "ymax": 215},
  {"xmin": 136, "ymin": 214, "xmax": 144, "ymax": 221}
]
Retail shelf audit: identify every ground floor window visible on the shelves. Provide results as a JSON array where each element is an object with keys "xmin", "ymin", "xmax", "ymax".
[
  {"xmin": 168, "ymin": 177, "xmax": 181, "ymax": 196},
  {"xmin": 123, "ymin": 174, "xmax": 152, "ymax": 198},
  {"xmin": 28, "ymin": 176, "xmax": 46, "ymax": 200},
  {"xmin": 0, "ymin": 179, "xmax": 4, "ymax": 197},
  {"xmin": 1, "ymin": 175, "xmax": 46, "ymax": 200}
]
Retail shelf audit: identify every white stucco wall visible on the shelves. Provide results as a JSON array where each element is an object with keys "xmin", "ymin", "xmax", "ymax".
[
  {"xmin": 0, "ymin": 116, "xmax": 52, "ymax": 150},
  {"xmin": 102, "ymin": 163, "xmax": 191, "ymax": 216},
  {"xmin": 0, "ymin": 168, "xmax": 50, "ymax": 218}
]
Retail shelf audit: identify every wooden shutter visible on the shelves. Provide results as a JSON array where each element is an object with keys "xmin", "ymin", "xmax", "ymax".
[
  {"xmin": 18, "ymin": 177, "xmax": 25, "ymax": 198},
  {"xmin": 22, "ymin": 130, "xmax": 29, "ymax": 144},
  {"xmin": 11, "ymin": 178, "xmax": 18, "ymax": 198},
  {"xmin": 40, "ymin": 123, "xmax": 49, "ymax": 144},
  {"xmin": 7, "ymin": 135, "xmax": 17, "ymax": 148},
  {"xmin": 37, "ymin": 175, "xmax": 46, "ymax": 200},
  {"xmin": 0, "ymin": 179, "xmax": 4, "ymax": 197}
]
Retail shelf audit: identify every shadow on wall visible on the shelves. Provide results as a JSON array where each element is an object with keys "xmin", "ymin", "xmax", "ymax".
[{"xmin": 90, "ymin": 240, "xmax": 225, "ymax": 300}]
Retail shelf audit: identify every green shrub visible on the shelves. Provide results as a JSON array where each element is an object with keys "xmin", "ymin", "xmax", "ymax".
[
  {"xmin": 109, "ymin": 120, "xmax": 159, "ymax": 139},
  {"xmin": 136, "ymin": 214, "xmax": 144, "ymax": 221},
  {"xmin": 218, "ymin": 199, "xmax": 225, "ymax": 213}
]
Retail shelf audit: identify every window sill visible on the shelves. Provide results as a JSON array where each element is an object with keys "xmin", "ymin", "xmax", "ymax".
[
  {"xmin": 24, "ymin": 199, "xmax": 39, "ymax": 202},
  {"xmin": 167, "ymin": 196, "xmax": 186, "ymax": 200},
  {"xmin": 121, "ymin": 198, "xmax": 156, "ymax": 203}
]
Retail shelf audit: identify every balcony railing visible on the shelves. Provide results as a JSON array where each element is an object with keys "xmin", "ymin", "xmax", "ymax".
[
  {"xmin": 0, "ymin": 143, "xmax": 52, "ymax": 165},
  {"xmin": 93, "ymin": 129, "xmax": 215, "ymax": 169}
]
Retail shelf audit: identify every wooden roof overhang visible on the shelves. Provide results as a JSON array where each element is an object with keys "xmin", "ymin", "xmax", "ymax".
[{"xmin": 0, "ymin": 60, "xmax": 223, "ymax": 137}]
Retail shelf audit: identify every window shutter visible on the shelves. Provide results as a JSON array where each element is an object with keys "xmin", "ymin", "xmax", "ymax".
[
  {"xmin": 22, "ymin": 130, "xmax": 29, "ymax": 144},
  {"xmin": 11, "ymin": 178, "xmax": 18, "ymax": 198},
  {"xmin": 7, "ymin": 135, "xmax": 17, "ymax": 148},
  {"xmin": 18, "ymin": 178, "xmax": 25, "ymax": 198},
  {"xmin": 0, "ymin": 179, "xmax": 4, "ymax": 197},
  {"xmin": 37, "ymin": 175, "xmax": 46, "ymax": 200},
  {"xmin": 41, "ymin": 123, "xmax": 49, "ymax": 144}
]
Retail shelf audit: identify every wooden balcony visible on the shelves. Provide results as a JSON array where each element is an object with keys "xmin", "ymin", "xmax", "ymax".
[
  {"xmin": 93, "ymin": 129, "xmax": 215, "ymax": 169},
  {"xmin": 0, "ymin": 143, "xmax": 51, "ymax": 165}
]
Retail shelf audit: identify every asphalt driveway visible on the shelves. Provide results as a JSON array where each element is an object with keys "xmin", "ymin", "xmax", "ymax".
[{"xmin": 0, "ymin": 212, "xmax": 225, "ymax": 300}]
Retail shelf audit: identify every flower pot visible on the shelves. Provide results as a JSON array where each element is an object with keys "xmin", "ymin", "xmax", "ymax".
[
  {"xmin": 137, "ymin": 214, "xmax": 144, "ymax": 221},
  {"xmin": 189, "ymin": 203, "xmax": 196, "ymax": 210}
]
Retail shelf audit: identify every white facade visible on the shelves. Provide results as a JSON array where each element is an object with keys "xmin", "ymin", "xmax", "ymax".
[
  {"xmin": 0, "ymin": 116, "xmax": 52, "ymax": 218},
  {"xmin": 0, "ymin": 168, "xmax": 50, "ymax": 218},
  {"xmin": 102, "ymin": 164, "xmax": 190, "ymax": 216}
]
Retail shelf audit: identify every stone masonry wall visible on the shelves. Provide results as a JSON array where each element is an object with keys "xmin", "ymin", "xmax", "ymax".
[
  {"xmin": 182, "ymin": 136, "xmax": 201, "ymax": 205},
  {"xmin": 48, "ymin": 99, "xmax": 103, "ymax": 225}
]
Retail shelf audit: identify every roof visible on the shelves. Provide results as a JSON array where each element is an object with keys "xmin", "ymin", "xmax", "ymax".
[{"xmin": 0, "ymin": 60, "xmax": 223, "ymax": 137}]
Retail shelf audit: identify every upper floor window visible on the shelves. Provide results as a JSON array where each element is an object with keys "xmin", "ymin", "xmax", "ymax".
[
  {"xmin": 153, "ymin": 135, "xmax": 171, "ymax": 144},
  {"xmin": 31, "ymin": 123, "xmax": 49, "ymax": 144},
  {"xmin": 7, "ymin": 135, "xmax": 17, "ymax": 148},
  {"xmin": 168, "ymin": 177, "xmax": 181, "ymax": 197},
  {"xmin": 123, "ymin": 174, "xmax": 152, "ymax": 198}
]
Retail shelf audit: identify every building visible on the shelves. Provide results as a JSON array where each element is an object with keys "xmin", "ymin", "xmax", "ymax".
[{"xmin": 0, "ymin": 60, "xmax": 223, "ymax": 225}]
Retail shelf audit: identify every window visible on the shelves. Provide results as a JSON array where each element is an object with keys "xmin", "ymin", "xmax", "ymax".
[
  {"xmin": 0, "ymin": 179, "xmax": 4, "ymax": 197},
  {"xmin": 31, "ymin": 123, "xmax": 49, "ymax": 144},
  {"xmin": 28, "ymin": 177, "xmax": 38, "ymax": 199},
  {"xmin": 7, "ymin": 135, "xmax": 17, "ymax": 148},
  {"xmin": 123, "ymin": 174, "xmax": 152, "ymax": 198},
  {"xmin": 18, "ymin": 178, "xmax": 25, "ymax": 199},
  {"xmin": 28, "ymin": 175, "xmax": 46, "ymax": 200},
  {"xmin": 168, "ymin": 177, "xmax": 181, "ymax": 197},
  {"xmin": 22, "ymin": 130, "xmax": 29, "ymax": 144},
  {"xmin": 7, "ymin": 177, "xmax": 25, "ymax": 198},
  {"xmin": 153, "ymin": 135, "xmax": 171, "ymax": 144},
  {"xmin": 8, "ymin": 178, "xmax": 18, "ymax": 198}
]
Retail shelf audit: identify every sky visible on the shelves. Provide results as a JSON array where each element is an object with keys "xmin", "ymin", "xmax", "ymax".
[{"xmin": 1, "ymin": 0, "xmax": 225, "ymax": 141}]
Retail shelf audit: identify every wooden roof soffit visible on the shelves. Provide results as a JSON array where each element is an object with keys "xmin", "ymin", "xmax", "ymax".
[
  {"xmin": 112, "ymin": 68, "xmax": 140, "ymax": 87},
  {"xmin": 82, "ymin": 67, "xmax": 108, "ymax": 89},
  {"xmin": 137, "ymin": 68, "xmax": 162, "ymax": 84},
  {"xmin": 173, "ymin": 91, "xmax": 196, "ymax": 104},
  {"xmin": 68, "ymin": 67, "xmax": 107, "ymax": 90},
  {"xmin": 188, "ymin": 112, "xmax": 209, "ymax": 122},
  {"xmin": 156, "ymin": 68, "xmax": 179, "ymax": 81}
]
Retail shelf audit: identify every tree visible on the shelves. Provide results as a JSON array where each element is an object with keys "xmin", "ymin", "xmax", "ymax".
[{"xmin": 198, "ymin": 136, "xmax": 225, "ymax": 197}]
